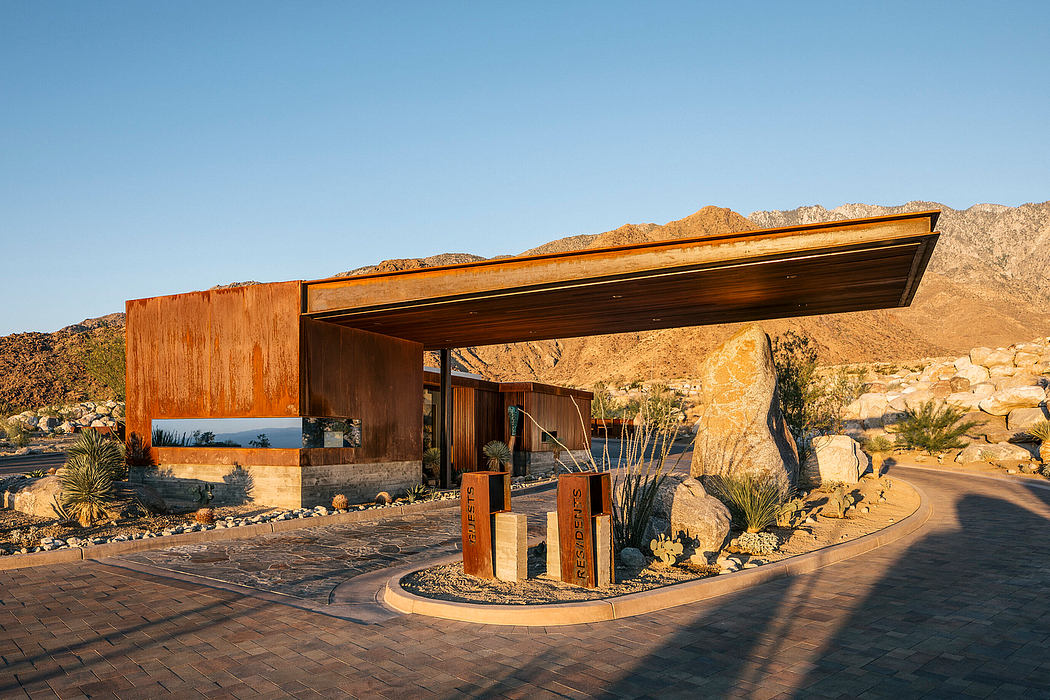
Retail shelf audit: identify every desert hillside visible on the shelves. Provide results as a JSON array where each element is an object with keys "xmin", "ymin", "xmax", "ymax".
[{"xmin": 1, "ymin": 202, "xmax": 1048, "ymax": 409}]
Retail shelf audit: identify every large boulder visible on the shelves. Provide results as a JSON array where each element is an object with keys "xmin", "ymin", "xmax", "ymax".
[
  {"xmin": 802, "ymin": 435, "xmax": 870, "ymax": 485},
  {"xmin": 690, "ymin": 325, "xmax": 799, "ymax": 495},
  {"xmin": 3, "ymin": 476, "xmax": 63, "ymax": 517},
  {"xmin": 1007, "ymin": 406, "xmax": 1050, "ymax": 432},
  {"xmin": 955, "ymin": 364, "xmax": 989, "ymax": 385},
  {"xmin": 978, "ymin": 386, "xmax": 1046, "ymax": 416},
  {"xmin": 2, "ymin": 476, "xmax": 167, "ymax": 518},
  {"xmin": 957, "ymin": 442, "xmax": 1034, "ymax": 463},
  {"xmin": 641, "ymin": 474, "xmax": 731, "ymax": 557}
]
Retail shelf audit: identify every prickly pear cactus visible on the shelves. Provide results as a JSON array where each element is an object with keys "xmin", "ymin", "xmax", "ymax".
[
  {"xmin": 825, "ymin": 486, "xmax": 857, "ymax": 518},
  {"xmin": 649, "ymin": 533, "xmax": 684, "ymax": 566},
  {"xmin": 777, "ymin": 497, "xmax": 807, "ymax": 527}
]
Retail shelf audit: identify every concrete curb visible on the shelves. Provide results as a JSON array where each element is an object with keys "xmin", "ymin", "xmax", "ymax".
[
  {"xmin": 383, "ymin": 478, "xmax": 932, "ymax": 627},
  {"xmin": 0, "ymin": 480, "xmax": 557, "ymax": 571}
]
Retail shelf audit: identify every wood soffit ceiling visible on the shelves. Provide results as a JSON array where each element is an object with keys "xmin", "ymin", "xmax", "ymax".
[{"xmin": 301, "ymin": 211, "xmax": 941, "ymax": 350}]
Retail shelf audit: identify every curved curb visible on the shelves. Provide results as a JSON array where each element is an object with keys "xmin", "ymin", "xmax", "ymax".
[
  {"xmin": 0, "ymin": 479, "xmax": 558, "ymax": 571},
  {"xmin": 383, "ymin": 478, "xmax": 932, "ymax": 627}
]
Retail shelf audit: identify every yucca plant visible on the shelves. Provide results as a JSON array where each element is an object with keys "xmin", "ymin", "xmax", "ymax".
[
  {"xmin": 68, "ymin": 429, "xmax": 127, "ymax": 480},
  {"xmin": 59, "ymin": 455, "xmax": 116, "ymax": 526},
  {"xmin": 1026, "ymin": 420, "xmax": 1050, "ymax": 466},
  {"xmin": 59, "ymin": 431, "xmax": 126, "ymax": 526},
  {"xmin": 482, "ymin": 440, "xmax": 512, "ymax": 470},
  {"xmin": 705, "ymin": 472, "xmax": 787, "ymax": 533},
  {"xmin": 892, "ymin": 400, "xmax": 979, "ymax": 454}
]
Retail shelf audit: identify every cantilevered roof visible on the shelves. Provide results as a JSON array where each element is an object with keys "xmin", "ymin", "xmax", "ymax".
[{"xmin": 303, "ymin": 211, "xmax": 940, "ymax": 350}]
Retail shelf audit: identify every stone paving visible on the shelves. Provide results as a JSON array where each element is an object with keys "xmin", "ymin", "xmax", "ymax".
[
  {"xmin": 109, "ymin": 487, "xmax": 558, "ymax": 603},
  {"xmin": 2, "ymin": 465, "xmax": 1050, "ymax": 698}
]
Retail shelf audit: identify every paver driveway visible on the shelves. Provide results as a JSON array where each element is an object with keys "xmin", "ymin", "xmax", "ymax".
[{"xmin": 2, "ymin": 465, "xmax": 1050, "ymax": 698}]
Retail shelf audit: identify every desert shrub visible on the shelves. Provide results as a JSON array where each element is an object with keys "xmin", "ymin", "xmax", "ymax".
[
  {"xmin": 79, "ymin": 330, "xmax": 126, "ymax": 400},
  {"xmin": 3, "ymin": 421, "xmax": 31, "ymax": 448},
  {"xmin": 861, "ymin": 435, "xmax": 896, "ymax": 454},
  {"xmin": 482, "ymin": 440, "xmax": 512, "ymax": 470},
  {"xmin": 772, "ymin": 332, "xmax": 864, "ymax": 465},
  {"xmin": 706, "ymin": 472, "xmax": 786, "ymax": 533},
  {"xmin": 590, "ymin": 382, "xmax": 619, "ymax": 419},
  {"xmin": 125, "ymin": 432, "xmax": 155, "ymax": 468},
  {"xmin": 23, "ymin": 469, "xmax": 47, "ymax": 478},
  {"xmin": 68, "ymin": 429, "xmax": 127, "ymax": 481},
  {"xmin": 332, "ymin": 494, "xmax": 349, "ymax": 510},
  {"xmin": 733, "ymin": 531, "xmax": 779, "ymax": 555},
  {"xmin": 892, "ymin": 400, "xmax": 978, "ymax": 454},
  {"xmin": 59, "ymin": 456, "xmax": 115, "ymax": 526},
  {"xmin": 194, "ymin": 507, "xmax": 216, "ymax": 525}
]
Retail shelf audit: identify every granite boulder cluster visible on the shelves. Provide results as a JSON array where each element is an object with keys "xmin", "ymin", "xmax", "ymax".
[
  {"xmin": 6, "ymin": 400, "xmax": 123, "ymax": 435},
  {"xmin": 841, "ymin": 337, "xmax": 1050, "ymax": 463}
]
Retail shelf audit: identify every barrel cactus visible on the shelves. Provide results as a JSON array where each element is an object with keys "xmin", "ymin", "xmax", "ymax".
[
  {"xmin": 194, "ymin": 507, "xmax": 216, "ymax": 525},
  {"xmin": 332, "ymin": 494, "xmax": 349, "ymax": 510}
]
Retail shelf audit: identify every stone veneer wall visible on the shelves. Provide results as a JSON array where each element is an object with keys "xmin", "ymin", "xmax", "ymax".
[
  {"xmin": 131, "ymin": 461, "xmax": 422, "ymax": 509},
  {"xmin": 300, "ymin": 461, "xmax": 420, "ymax": 507}
]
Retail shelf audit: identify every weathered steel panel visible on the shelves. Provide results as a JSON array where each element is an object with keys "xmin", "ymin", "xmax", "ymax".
[
  {"xmin": 125, "ymin": 282, "xmax": 302, "ymax": 453},
  {"xmin": 300, "ymin": 319, "xmax": 423, "ymax": 465}
]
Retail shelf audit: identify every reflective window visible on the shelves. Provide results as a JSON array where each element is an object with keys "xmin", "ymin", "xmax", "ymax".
[{"xmin": 151, "ymin": 417, "xmax": 361, "ymax": 449}]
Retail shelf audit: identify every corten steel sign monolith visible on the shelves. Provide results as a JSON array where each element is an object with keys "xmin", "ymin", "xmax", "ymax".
[
  {"xmin": 461, "ymin": 471, "xmax": 511, "ymax": 579},
  {"xmin": 556, "ymin": 472, "xmax": 614, "ymax": 588}
]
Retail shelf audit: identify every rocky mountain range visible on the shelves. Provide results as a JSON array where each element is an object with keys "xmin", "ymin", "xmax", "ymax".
[{"xmin": 1, "ymin": 201, "xmax": 1047, "ymax": 410}]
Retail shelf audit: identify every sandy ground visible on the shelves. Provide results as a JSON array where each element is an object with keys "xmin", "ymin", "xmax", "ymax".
[
  {"xmin": 402, "ymin": 475, "xmax": 919, "ymax": 605},
  {"xmin": 888, "ymin": 450, "xmax": 1048, "ymax": 481}
]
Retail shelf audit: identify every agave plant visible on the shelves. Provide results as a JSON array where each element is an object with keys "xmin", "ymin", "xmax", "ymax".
[
  {"xmin": 1026, "ymin": 420, "xmax": 1050, "ymax": 465},
  {"xmin": 482, "ymin": 440, "xmax": 512, "ymax": 470}
]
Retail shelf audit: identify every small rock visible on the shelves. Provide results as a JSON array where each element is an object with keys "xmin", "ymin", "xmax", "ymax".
[{"xmin": 619, "ymin": 547, "xmax": 646, "ymax": 568}]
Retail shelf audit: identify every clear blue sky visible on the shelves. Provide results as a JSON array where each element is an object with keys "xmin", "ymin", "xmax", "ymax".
[{"xmin": 2, "ymin": 1, "xmax": 1047, "ymax": 335}]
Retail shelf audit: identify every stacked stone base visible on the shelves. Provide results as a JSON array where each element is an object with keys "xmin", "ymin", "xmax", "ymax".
[{"xmin": 131, "ymin": 461, "xmax": 420, "ymax": 510}]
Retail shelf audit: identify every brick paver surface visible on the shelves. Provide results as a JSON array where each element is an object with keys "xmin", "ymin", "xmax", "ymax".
[
  {"xmin": 3, "ymin": 465, "xmax": 1050, "ymax": 698},
  {"xmin": 110, "ymin": 487, "xmax": 557, "ymax": 603}
]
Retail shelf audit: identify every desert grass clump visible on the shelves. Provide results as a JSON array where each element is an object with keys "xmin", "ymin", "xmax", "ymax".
[
  {"xmin": 1024, "ymin": 420, "xmax": 1050, "ymax": 466},
  {"xmin": 194, "ymin": 507, "xmax": 216, "ymax": 525},
  {"xmin": 125, "ymin": 432, "xmax": 155, "ymax": 468},
  {"xmin": 706, "ymin": 472, "xmax": 786, "ymax": 533},
  {"xmin": 482, "ymin": 440, "xmax": 512, "ymax": 470},
  {"xmin": 332, "ymin": 494, "xmax": 349, "ymax": 510},
  {"xmin": 892, "ymin": 400, "xmax": 978, "ymax": 454}
]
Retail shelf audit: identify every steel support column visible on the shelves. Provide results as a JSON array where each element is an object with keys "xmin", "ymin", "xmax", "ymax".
[{"xmin": 439, "ymin": 348, "xmax": 453, "ymax": 488}]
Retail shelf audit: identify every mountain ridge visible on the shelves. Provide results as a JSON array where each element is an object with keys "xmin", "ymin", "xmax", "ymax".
[{"xmin": 1, "ymin": 201, "xmax": 1047, "ymax": 409}]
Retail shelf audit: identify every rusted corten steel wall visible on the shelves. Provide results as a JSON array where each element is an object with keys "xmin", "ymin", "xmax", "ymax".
[
  {"xmin": 127, "ymin": 284, "xmax": 422, "ymax": 467},
  {"xmin": 299, "ymin": 318, "xmax": 423, "ymax": 465},
  {"xmin": 125, "ymin": 281, "xmax": 303, "ymax": 453},
  {"xmin": 508, "ymin": 383, "xmax": 592, "ymax": 453}
]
